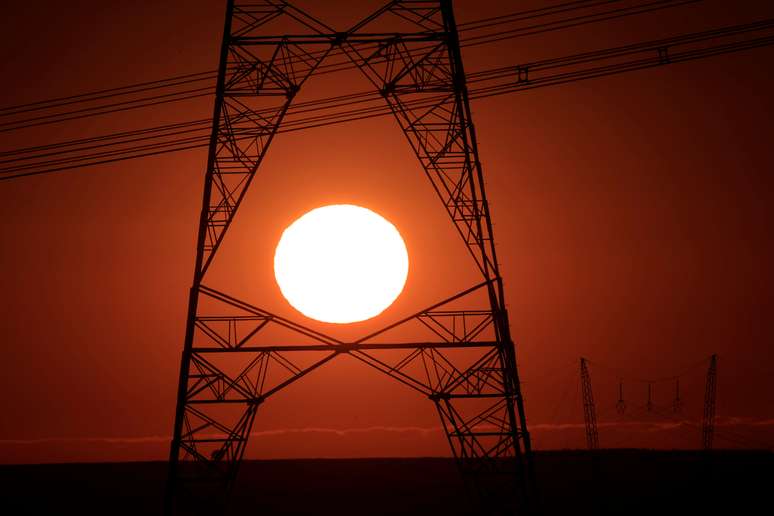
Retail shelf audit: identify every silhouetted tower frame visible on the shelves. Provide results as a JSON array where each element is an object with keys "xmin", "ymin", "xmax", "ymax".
[
  {"xmin": 702, "ymin": 354, "xmax": 717, "ymax": 450},
  {"xmin": 672, "ymin": 378, "xmax": 682, "ymax": 413},
  {"xmin": 615, "ymin": 379, "xmax": 626, "ymax": 415},
  {"xmin": 580, "ymin": 357, "xmax": 599, "ymax": 450},
  {"xmin": 646, "ymin": 381, "xmax": 654, "ymax": 412},
  {"xmin": 165, "ymin": 1, "xmax": 534, "ymax": 514}
]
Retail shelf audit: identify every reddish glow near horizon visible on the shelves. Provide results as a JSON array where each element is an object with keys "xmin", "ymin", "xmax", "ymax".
[{"xmin": 274, "ymin": 204, "xmax": 409, "ymax": 324}]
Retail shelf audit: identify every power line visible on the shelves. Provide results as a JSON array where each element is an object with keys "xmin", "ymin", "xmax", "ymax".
[
  {"xmin": 0, "ymin": 0, "xmax": 699, "ymax": 133},
  {"xmin": 0, "ymin": 89, "xmax": 213, "ymax": 135},
  {"xmin": 0, "ymin": 118, "xmax": 212, "ymax": 158},
  {"xmin": 462, "ymin": 0, "xmax": 701, "ymax": 48},
  {"xmin": 0, "ymin": 70, "xmax": 218, "ymax": 116},
  {"xmin": 587, "ymin": 355, "xmax": 712, "ymax": 384},
  {"xmin": 2, "ymin": 14, "xmax": 772, "ymax": 180},
  {"xmin": 0, "ymin": 1, "xmax": 645, "ymax": 114}
]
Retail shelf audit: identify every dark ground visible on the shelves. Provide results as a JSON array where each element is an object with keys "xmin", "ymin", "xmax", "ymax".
[{"xmin": 1, "ymin": 450, "xmax": 771, "ymax": 515}]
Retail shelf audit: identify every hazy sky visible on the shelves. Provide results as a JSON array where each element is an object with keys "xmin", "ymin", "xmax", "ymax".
[{"xmin": 1, "ymin": 0, "xmax": 773, "ymax": 463}]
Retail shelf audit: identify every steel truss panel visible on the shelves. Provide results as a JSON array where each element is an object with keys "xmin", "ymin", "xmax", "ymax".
[{"xmin": 166, "ymin": 1, "xmax": 534, "ymax": 514}]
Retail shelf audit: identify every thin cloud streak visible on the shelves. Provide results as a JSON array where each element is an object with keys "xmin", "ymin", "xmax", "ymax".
[{"xmin": 3, "ymin": 417, "xmax": 774, "ymax": 446}]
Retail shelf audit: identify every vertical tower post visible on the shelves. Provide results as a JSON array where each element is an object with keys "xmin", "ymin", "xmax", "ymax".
[
  {"xmin": 702, "ymin": 354, "xmax": 717, "ymax": 450},
  {"xmin": 580, "ymin": 358, "xmax": 599, "ymax": 450}
]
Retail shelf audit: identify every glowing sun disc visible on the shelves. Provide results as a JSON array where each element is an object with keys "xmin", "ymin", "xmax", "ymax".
[{"xmin": 274, "ymin": 204, "xmax": 409, "ymax": 324}]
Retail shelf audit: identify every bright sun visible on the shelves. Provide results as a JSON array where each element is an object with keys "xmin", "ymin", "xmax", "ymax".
[{"xmin": 273, "ymin": 204, "xmax": 409, "ymax": 324}]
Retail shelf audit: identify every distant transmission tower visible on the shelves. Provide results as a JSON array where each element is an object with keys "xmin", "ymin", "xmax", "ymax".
[
  {"xmin": 580, "ymin": 358, "xmax": 599, "ymax": 450},
  {"xmin": 646, "ymin": 382, "xmax": 654, "ymax": 412},
  {"xmin": 615, "ymin": 379, "xmax": 626, "ymax": 415},
  {"xmin": 672, "ymin": 378, "xmax": 682, "ymax": 413},
  {"xmin": 165, "ymin": 1, "xmax": 533, "ymax": 514},
  {"xmin": 702, "ymin": 354, "xmax": 717, "ymax": 450}
]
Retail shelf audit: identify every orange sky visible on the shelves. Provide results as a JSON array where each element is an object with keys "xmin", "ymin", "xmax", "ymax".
[{"xmin": 1, "ymin": 0, "xmax": 774, "ymax": 464}]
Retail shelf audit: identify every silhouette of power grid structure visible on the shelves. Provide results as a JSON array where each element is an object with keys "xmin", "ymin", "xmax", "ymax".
[
  {"xmin": 2, "ymin": 1, "xmax": 774, "ymax": 516},
  {"xmin": 165, "ymin": 1, "xmax": 534, "ymax": 514},
  {"xmin": 580, "ymin": 358, "xmax": 599, "ymax": 450},
  {"xmin": 578, "ymin": 355, "xmax": 719, "ymax": 451}
]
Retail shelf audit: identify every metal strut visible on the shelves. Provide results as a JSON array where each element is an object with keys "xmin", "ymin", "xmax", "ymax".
[{"xmin": 165, "ymin": 1, "xmax": 533, "ymax": 514}]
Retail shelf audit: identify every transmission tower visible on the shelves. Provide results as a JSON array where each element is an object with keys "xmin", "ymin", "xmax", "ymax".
[
  {"xmin": 580, "ymin": 358, "xmax": 599, "ymax": 450},
  {"xmin": 702, "ymin": 354, "xmax": 717, "ymax": 450},
  {"xmin": 672, "ymin": 378, "xmax": 682, "ymax": 413},
  {"xmin": 615, "ymin": 379, "xmax": 626, "ymax": 415},
  {"xmin": 165, "ymin": 1, "xmax": 534, "ymax": 514},
  {"xmin": 646, "ymin": 382, "xmax": 654, "ymax": 412}
]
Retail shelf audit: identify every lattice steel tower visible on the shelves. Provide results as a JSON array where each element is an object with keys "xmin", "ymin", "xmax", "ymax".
[
  {"xmin": 579, "ymin": 357, "xmax": 599, "ymax": 450},
  {"xmin": 166, "ymin": 1, "xmax": 533, "ymax": 513},
  {"xmin": 702, "ymin": 354, "xmax": 717, "ymax": 450}
]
